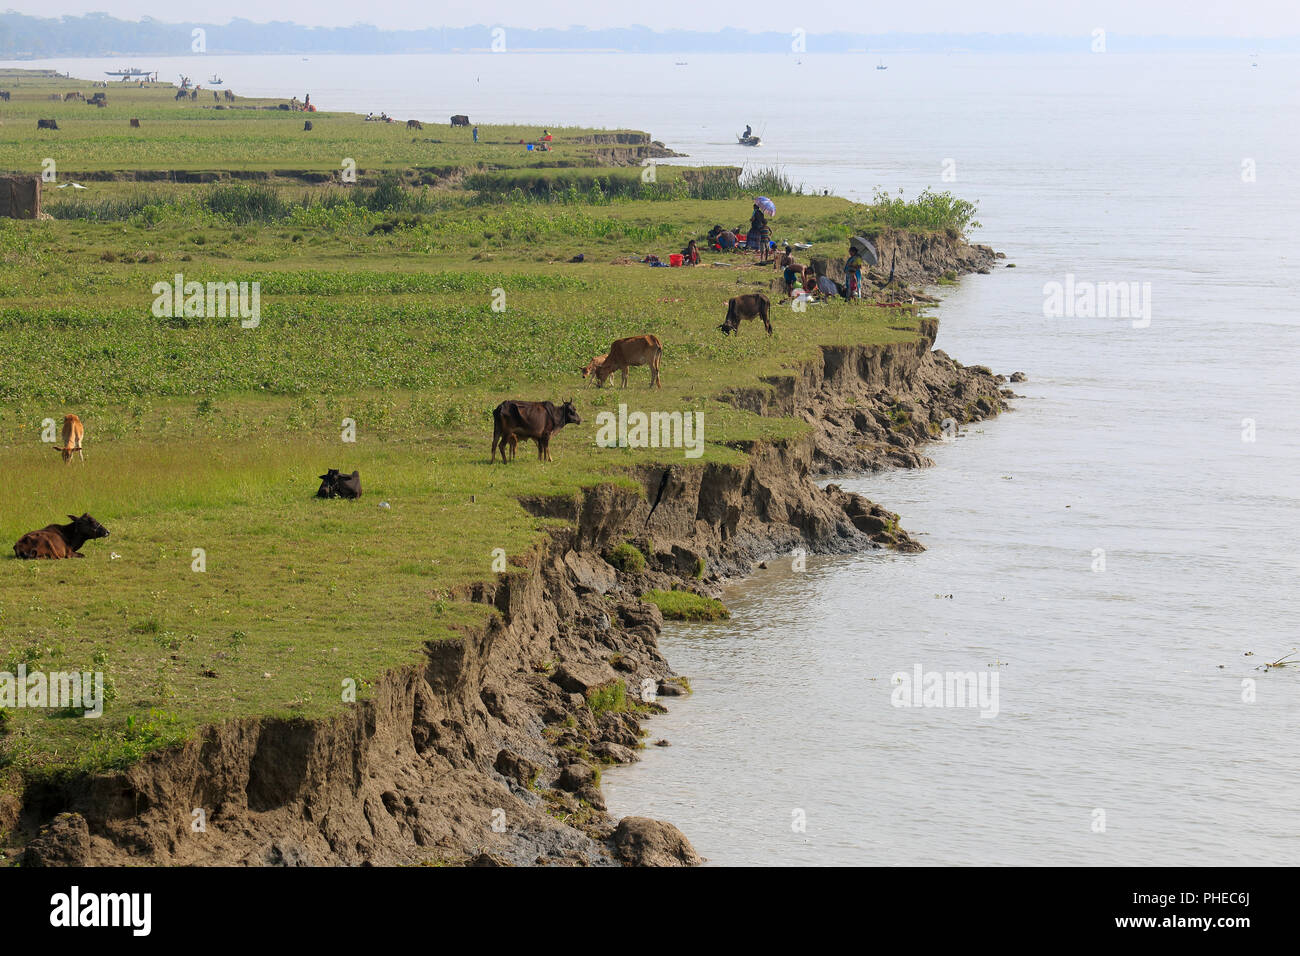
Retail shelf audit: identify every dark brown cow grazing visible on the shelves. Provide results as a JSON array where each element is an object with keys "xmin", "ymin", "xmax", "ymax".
[
  {"xmin": 130, "ymin": 118, "xmax": 141, "ymax": 128},
  {"xmin": 13, "ymin": 513, "xmax": 110, "ymax": 560},
  {"xmin": 719, "ymin": 293, "xmax": 772, "ymax": 336},
  {"xmin": 37, "ymin": 119, "xmax": 59, "ymax": 130},
  {"xmin": 450, "ymin": 114, "xmax": 470, "ymax": 127},
  {"xmin": 316, "ymin": 469, "xmax": 362, "ymax": 499},
  {"xmin": 406, "ymin": 119, "xmax": 423, "ymax": 130},
  {"xmin": 582, "ymin": 334, "xmax": 663, "ymax": 389},
  {"xmin": 491, "ymin": 400, "xmax": 581, "ymax": 463}
]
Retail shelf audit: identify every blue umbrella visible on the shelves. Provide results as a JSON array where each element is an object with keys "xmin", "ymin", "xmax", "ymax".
[{"xmin": 755, "ymin": 196, "xmax": 776, "ymax": 216}]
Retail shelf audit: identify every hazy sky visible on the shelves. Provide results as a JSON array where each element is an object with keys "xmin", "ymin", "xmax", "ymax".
[{"xmin": 6, "ymin": 1, "xmax": 1297, "ymax": 38}]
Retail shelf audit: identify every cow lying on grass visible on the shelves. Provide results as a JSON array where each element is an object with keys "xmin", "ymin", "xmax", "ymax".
[
  {"xmin": 719, "ymin": 293, "xmax": 772, "ymax": 336},
  {"xmin": 13, "ymin": 513, "xmax": 110, "ymax": 559},
  {"xmin": 582, "ymin": 334, "xmax": 663, "ymax": 389},
  {"xmin": 491, "ymin": 400, "xmax": 581, "ymax": 463},
  {"xmin": 317, "ymin": 469, "xmax": 362, "ymax": 499}
]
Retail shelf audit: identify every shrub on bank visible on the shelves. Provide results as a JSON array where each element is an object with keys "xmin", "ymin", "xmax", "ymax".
[{"xmin": 641, "ymin": 589, "xmax": 730, "ymax": 622}]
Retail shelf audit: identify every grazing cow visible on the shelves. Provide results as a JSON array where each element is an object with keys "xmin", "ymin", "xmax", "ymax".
[
  {"xmin": 13, "ymin": 513, "xmax": 110, "ymax": 560},
  {"xmin": 450, "ymin": 114, "xmax": 470, "ymax": 127},
  {"xmin": 37, "ymin": 119, "xmax": 59, "ymax": 130},
  {"xmin": 63, "ymin": 91, "xmax": 84, "ymax": 102},
  {"xmin": 491, "ymin": 400, "xmax": 581, "ymax": 463},
  {"xmin": 316, "ymin": 469, "xmax": 362, "ymax": 499},
  {"xmin": 406, "ymin": 119, "xmax": 423, "ymax": 130},
  {"xmin": 582, "ymin": 334, "xmax": 663, "ymax": 389},
  {"xmin": 54, "ymin": 414, "xmax": 84, "ymax": 463},
  {"xmin": 130, "ymin": 118, "xmax": 141, "ymax": 128},
  {"xmin": 719, "ymin": 293, "xmax": 773, "ymax": 336}
]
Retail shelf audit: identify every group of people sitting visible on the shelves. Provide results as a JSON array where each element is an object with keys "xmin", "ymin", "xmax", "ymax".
[
  {"xmin": 778, "ymin": 244, "xmax": 868, "ymax": 303},
  {"xmin": 703, "ymin": 201, "xmax": 774, "ymax": 261}
]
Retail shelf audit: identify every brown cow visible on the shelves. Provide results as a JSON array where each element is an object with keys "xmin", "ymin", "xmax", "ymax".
[
  {"xmin": 491, "ymin": 400, "xmax": 581, "ymax": 463},
  {"xmin": 54, "ymin": 414, "xmax": 84, "ymax": 463},
  {"xmin": 37, "ymin": 119, "xmax": 59, "ymax": 130},
  {"xmin": 582, "ymin": 334, "xmax": 662, "ymax": 389},
  {"xmin": 719, "ymin": 293, "xmax": 772, "ymax": 336},
  {"xmin": 406, "ymin": 119, "xmax": 423, "ymax": 130},
  {"xmin": 130, "ymin": 118, "xmax": 141, "ymax": 128},
  {"xmin": 13, "ymin": 513, "xmax": 110, "ymax": 560},
  {"xmin": 450, "ymin": 114, "xmax": 470, "ymax": 127}
]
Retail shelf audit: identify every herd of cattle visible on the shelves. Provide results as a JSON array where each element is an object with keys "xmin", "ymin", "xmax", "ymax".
[{"xmin": 13, "ymin": 296, "xmax": 771, "ymax": 558}]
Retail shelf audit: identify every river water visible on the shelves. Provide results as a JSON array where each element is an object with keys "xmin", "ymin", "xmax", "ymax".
[{"xmin": 14, "ymin": 50, "xmax": 1300, "ymax": 865}]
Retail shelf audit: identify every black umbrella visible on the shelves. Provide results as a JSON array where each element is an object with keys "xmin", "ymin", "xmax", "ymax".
[{"xmin": 850, "ymin": 236, "xmax": 879, "ymax": 265}]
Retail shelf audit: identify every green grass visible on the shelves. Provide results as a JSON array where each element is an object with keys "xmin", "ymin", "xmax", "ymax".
[
  {"xmin": 586, "ymin": 681, "xmax": 627, "ymax": 715},
  {"xmin": 0, "ymin": 68, "xmax": 973, "ymax": 784},
  {"xmin": 640, "ymin": 589, "xmax": 731, "ymax": 622},
  {"xmin": 605, "ymin": 543, "xmax": 647, "ymax": 574}
]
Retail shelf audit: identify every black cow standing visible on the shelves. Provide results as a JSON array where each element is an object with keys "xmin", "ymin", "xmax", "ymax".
[
  {"xmin": 491, "ymin": 400, "xmax": 581, "ymax": 463},
  {"xmin": 317, "ymin": 469, "xmax": 362, "ymax": 499}
]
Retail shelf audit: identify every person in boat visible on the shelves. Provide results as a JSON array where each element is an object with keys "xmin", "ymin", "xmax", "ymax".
[
  {"xmin": 845, "ymin": 244, "xmax": 865, "ymax": 301},
  {"xmin": 743, "ymin": 124, "xmax": 752, "ymax": 139}
]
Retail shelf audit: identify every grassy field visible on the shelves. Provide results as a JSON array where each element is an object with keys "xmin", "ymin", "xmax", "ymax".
[
  {"xmin": 0, "ymin": 71, "xmax": 967, "ymax": 785},
  {"xmin": 0, "ymin": 70, "xmax": 662, "ymax": 177}
]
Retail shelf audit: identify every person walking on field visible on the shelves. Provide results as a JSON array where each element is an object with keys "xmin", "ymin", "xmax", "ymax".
[{"xmin": 473, "ymin": 125, "xmax": 479, "ymax": 143}]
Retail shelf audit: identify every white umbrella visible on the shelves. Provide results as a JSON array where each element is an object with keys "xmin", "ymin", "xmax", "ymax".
[{"xmin": 755, "ymin": 196, "xmax": 776, "ymax": 216}]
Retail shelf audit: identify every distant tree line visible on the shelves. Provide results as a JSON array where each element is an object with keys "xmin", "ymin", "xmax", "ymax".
[{"xmin": 0, "ymin": 12, "xmax": 1291, "ymax": 58}]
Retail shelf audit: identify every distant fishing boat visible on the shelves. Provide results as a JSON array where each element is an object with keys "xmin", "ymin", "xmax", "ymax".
[
  {"xmin": 105, "ymin": 67, "xmax": 154, "ymax": 79},
  {"xmin": 876, "ymin": 59, "xmax": 888, "ymax": 70},
  {"xmin": 209, "ymin": 74, "xmax": 223, "ymax": 85},
  {"xmin": 738, "ymin": 134, "xmax": 762, "ymax": 147}
]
